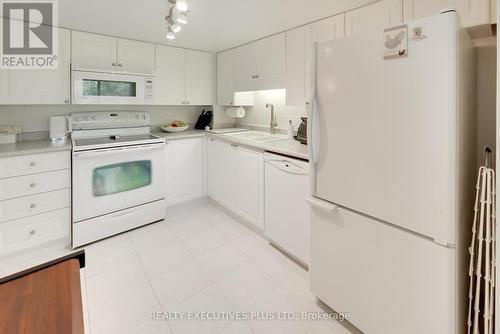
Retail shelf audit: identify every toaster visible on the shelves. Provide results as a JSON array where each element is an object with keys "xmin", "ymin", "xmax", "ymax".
[{"xmin": 295, "ymin": 117, "xmax": 307, "ymax": 145}]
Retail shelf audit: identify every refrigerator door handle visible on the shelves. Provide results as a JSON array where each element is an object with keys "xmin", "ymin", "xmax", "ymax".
[
  {"xmin": 307, "ymin": 197, "xmax": 338, "ymax": 211},
  {"xmin": 310, "ymin": 95, "xmax": 320, "ymax": 164}
]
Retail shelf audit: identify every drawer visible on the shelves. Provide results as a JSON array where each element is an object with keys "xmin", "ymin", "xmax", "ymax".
[
  {"xmin": 0, "ymin": 208, "xmax": 70, "ymax": 256},
  {"xmin": 0, "ymin": 151, "xmax": 70, "ymax": 179},
  {"xmin": 0, "ymin": 189, "xmax": 71, "ymax": 223},
  {"xmin": 0, "ymin": 169, "xmax": 70, "ymax": 201}
]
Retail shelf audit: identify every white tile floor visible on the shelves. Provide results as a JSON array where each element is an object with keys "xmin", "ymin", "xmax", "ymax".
[{"xmin": 1, "ymin": 199, "xmax": 362, "ymax": 334}]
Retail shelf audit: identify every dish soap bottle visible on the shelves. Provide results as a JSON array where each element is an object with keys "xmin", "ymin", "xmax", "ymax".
[{"xmin": 287, "ymin": 120, "xmax": 294, "ymax": 138}]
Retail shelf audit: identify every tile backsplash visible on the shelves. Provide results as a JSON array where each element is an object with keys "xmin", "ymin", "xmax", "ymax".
[{"xmin": 0, "ymin": 105, "xmax": 206, "ymax": 133}]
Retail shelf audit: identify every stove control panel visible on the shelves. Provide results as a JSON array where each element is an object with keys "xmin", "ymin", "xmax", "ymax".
[{"xmin": 71, "ymin": 111, "xmax": 151, "ymax": 130}]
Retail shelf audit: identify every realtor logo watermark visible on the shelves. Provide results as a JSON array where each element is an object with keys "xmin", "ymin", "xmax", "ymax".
[{"xmin": 1, "ymin": 0, "xmax": 58, "ymax": 69}]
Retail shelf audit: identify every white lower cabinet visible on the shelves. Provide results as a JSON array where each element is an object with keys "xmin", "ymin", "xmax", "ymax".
[
  {"xmin": 0, "ymin": 151, "xmax": 71, "ymax": 256},
  {"xmin": 207, "ymin": 137, "xmax": 264, "ymax": 229},
  {"xmin": 235, "ymin": 146, "xmax": 264, "ymax": 229},
  {"xmin": 165, "ymin": 138, "xmax": 204, "ymax": 206}
]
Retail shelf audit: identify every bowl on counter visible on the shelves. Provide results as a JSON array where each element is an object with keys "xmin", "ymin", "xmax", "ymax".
[{"xmin": 160, "ymin": 124, "xmax": 190, "ymax": 133}]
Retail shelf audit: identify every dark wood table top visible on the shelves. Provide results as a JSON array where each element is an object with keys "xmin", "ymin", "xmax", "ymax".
[{"xmin": 0, "ymin": 259, "xmax": 84, "ymax": 334}]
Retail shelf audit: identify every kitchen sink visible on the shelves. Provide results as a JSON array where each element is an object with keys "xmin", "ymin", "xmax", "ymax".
[{"xmin": 225, "ymin": 131, "xmax": 289, "ymax": 143}]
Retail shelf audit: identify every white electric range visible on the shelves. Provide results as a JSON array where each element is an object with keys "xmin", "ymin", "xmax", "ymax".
[{"xmin": 71, "ymin": 111, "xmax": 166, "ymax": 247}]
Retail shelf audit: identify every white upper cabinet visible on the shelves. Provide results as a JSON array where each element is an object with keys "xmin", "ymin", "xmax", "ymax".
[
  {"xmin": 404, "ymin": 0, "xmax": 491, "ymax": 27},
  {"xmin": 155, "ymin": 45, "xmax": 213, "ymax": 105},
  {"xmin": 257, "ymin": 33, "xmax": 287, "ymax": 82},
  {"xmin": 217, "ymin": 49, "xmax": 254, "ymax": 106},
  {"xmin": 116, "ymin": 39, "xmax": 155, "ymax": 72},
  {"xmin": 286, "ymin": 25, "xmax": 313, "ymax": 107},
  {"xmin": 71, "ymin": 31, "xmax": 117, "ymax": 68},
  {"xmin": 311, "ymin": 14, "xmax": 346, "ymax": 43},
  {"xmin": 186, "ymin": 50, "xmax": 213, "ymax": 106},
  {"xmin": 72, "ymin": 31, "xmax": 155, "ymax": 72},
  {"xmin": 217, "ymin": 50, "xmax": 236, "ymax": 106},
  {"xmin": 234, "ymin": 33, "xmax": 287, "ymax": 91},
  {"xmin": 0, "ymin": 28, "xmax": 71, "ymax": 105},
  {"xmin": 155, "ymin": 45, "xmax": 186, "ymax": 105},
  {"xmin": 345, "ymin": 0, "xmax": 404, "ymax": 36},
  {"xmin": 492, "ymin": 0, "xmax": 496, "ymax": 23},
  {"xmin": 235, "ymin": 43, "xmax": 259, "ymax": 85}
]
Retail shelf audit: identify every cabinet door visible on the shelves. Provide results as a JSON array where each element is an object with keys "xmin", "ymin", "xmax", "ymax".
[
  {"xmin": 257, "ymin": 33, "xmax": 286, "ymax": 81},
  {"xmin": 404, "ymin": 0, "xmax": 490, "ymax": 27},
  {"xmin": 212, "ymin": 140, "xmax": 237, "ymax": 210},
  {"xmin": 286, "ymin": 25, "xmax": 313, "ymax": 107},
  {"xmin": 207, "ymin": 137, "xmax": 218, "ymax": 199},
  {"xmin": 155, "ymin": 45, "xmax": 186, "ymax": 105},
  {"xmin": 165, "ymin": 138, "xmax": 204, "ymax": 206},
  {"xmin": 71, "ymin": 31, "xmax": 117, "ymax": 68},
  {"xmin": 311, "ymin": 14, "xmax": 346, "ymax": 42},
  {"xmin": 186, "ymin": 50, "xmax": 213, "ymax": 105},
  {"xmin": 117, "ymin": 38, "xmax": 155, "ymax": 72},
  {"xmin": 345, "ymin": 0, "xmax": 403, "ymax": 36},
  {"xmin": 235, "ymin": 146, "xmax": 264, "ymax": 229},
  {"xmin": 217, "ymin": 50, "xmax": 236, "ymax": 106},
  {"xmin": 0, "ymin": 28, "xmax": 71, "ymax": 104},
  {"xmin": 235, "ymin": 42, "xmax": 259, "ymax": 84}
]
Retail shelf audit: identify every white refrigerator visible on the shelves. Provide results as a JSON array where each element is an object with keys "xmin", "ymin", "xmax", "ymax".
[{"xmin": 308, "ymin": 12, "xmax": 476, "ymax": 334}]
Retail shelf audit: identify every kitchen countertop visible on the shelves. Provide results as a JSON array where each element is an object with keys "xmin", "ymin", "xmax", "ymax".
[
  {"xmin": 0, "ymin": 130, "xmax": 308, "ymax": 160},
  {"xmin": 154, "ymin": 129, "xmax": 308, "ymax": 160},
  {"xmin": 152, "ymin": 129, "xmax": 208, "ymax": 140},
  {"xmin": 0, "ymin": 139, "xmax": 72, "ymax": 158},
  {"xmin": 215, "ymin": 133, "xmax": 309, "ymax": 160}
]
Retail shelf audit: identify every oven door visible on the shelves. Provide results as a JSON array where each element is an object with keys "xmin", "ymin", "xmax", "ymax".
[
  {"xmin": 72, "ymin": 70, "xmax": 154, "ymax": 105},
  {"xmin": 72, "ymin": 143, "xmax": 165, "ymax": 222}
]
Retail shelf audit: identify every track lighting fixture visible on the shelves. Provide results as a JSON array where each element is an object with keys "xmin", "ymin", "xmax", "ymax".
[
  {"xmin": 166, "ymin": 27, "xmax": 176, "ymax": 40},
  {"xmin": 165, "ymin": 0, "xmax": 189, "ymax": 40}
]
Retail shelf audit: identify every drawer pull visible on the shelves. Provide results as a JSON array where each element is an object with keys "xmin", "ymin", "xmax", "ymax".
[
  {"xmin": 30, "ymin": 183, "xmax": 36, "ymax": 188},
  {"xmin": 29, "ymin": 230, "xmax": 36, "ymax": 236},
  {"xmin": 30, "ymin": 162, "xmax": 36, "ymax": 167},
  {"xmin": 30, "ymin": 204, "xmax": 36, "ymax": 209}
]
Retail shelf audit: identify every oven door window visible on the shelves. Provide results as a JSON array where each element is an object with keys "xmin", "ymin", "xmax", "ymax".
[
  {"xmin": 93, "ymin": 161, "xmax": 151, "ymax": 197},
  {"xmin": 83, "ymin": 79, "xmax": 137, "ymax": 97}
]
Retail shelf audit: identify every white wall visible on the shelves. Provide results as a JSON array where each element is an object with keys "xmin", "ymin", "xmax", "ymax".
[
  {"xmin": 234, "ymin": 89, "xmax": 306, "ymax": 133},
  {"xmin": 476, "ymin": 43, "xmax": 497, "ymax": 167},
  {"xmin": 0, "ymin": 105, "xmax": 205, "ymax": 133}
]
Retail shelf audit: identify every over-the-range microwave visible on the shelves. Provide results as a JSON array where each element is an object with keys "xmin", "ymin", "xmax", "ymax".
[{"xmin": 72, "ymin": 65, "xmax": 155, "ymax": 104}]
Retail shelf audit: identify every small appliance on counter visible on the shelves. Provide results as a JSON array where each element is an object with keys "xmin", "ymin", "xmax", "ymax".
[
  {"xmin": 295, "ymin": 117, "xmax": 307, "ymax": 145},
  {"xmin": 0, "ymin": 125, "xmax": 22, "ymax": 144},
  {"xmin": 49, "ymin": 116, "xmax": 72, "ymax": 141}
]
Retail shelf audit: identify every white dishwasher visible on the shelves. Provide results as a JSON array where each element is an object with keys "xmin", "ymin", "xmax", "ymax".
[{"xmin": 264, "ymin": 152, "xmax": 310, "ymax": 265}]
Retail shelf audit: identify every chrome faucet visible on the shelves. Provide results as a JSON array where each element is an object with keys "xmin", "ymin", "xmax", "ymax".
[{"xmin": 266, "ymin": 103, "xmax": 277, "ymax": 134}]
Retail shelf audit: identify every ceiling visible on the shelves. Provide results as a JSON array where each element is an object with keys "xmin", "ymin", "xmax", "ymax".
[{"xmin": 59, "ymin": 0, "xmax": 377, "ymax": 52}]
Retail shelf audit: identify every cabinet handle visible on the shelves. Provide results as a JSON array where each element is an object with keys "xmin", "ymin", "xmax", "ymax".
[
  {"xmin": 30, "ymin": 161, "xmax": 36, "ymax": 167},
  {"xmin": 30, "ymin": 204, "xmax": 36, "ymax": 209},
  {"xmin": 187, "ymin": 101, "xmax": 190, "ymax": 105},
  {"xmin": 64, "ymin": 99, "xmax": 70, "ymax": 104},
  {"xmin": 112, "ymin": 62, "xmax": 117, "ymax": 66},
  {"xmin": 118, "ymin": 63, "xmax": 123, "ymax": 67},
  {"xmin": 29, "ymin": 230, "xmax": 36, "ymax": 236},
  {"xmin": 255, "ymin": 75, "xmax": 260, "ymax": 79},
  {"xmin": 230, "ymin": 102, "xmax": 233, "ymax": 106},
  {"xmin": 30, "ymin": 183, "xmax": 36, "ymax": 188},
  {"xmin": 182, "ymin": 101, "xmax": 186, "ymax": 105}
]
